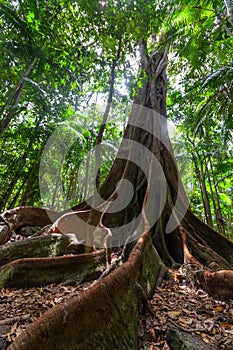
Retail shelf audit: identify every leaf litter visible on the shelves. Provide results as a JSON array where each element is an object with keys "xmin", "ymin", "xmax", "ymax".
[
  {"xmin": 0, "ymin": 281, "xmax": 92, "ymax": 349},
  {"xmin": 0, "ymin": 267, "xmax": 232, "ymax": 349},
  {"xmin": 138, "ymin": 268, "xmax": 233, "ymax": 349}
]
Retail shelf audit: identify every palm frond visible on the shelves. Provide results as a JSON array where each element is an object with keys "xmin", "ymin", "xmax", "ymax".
[
  {"xmin": 201, "ymin": 63, "xmax": 233, "ymax": 88},
  {"xmin": 0, "ymin": 2, "xmax": 30, "ymax": 37}
]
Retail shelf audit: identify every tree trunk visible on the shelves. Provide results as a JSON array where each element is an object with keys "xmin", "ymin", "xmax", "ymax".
[
  {"xmin": 196, "ymin": 152, "xmax": 213, "ymax": 227},
  {"xmin": 208, "ymin": 156, "xmax": 226, "ymax": 234},
  {"xmin": 0, "ymin": 175, "xmax": 19, "ymax": 211},
  {"xmin": 1, "ymin": 40, "xmax": 233, "ymax": 299},
  {"xmin": 85, "ymin": 38, "xmax": 122, "ymax": 253},
  {"xmin": 0, "ymin": 57, "xmax": 38, "ymax": 134},
  {"xmin": 1, "ymin": 37, "xmax": 233, "ymax": 350}
]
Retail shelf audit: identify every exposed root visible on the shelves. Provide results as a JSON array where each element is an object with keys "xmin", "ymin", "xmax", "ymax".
[{"xmin": 180, "ymin": 226, "xmax": 233, "ymax": 301}]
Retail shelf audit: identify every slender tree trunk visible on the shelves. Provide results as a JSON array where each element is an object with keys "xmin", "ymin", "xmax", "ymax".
[
  {"xmin": 208, "ymin": 156, "xmax": 226, "ymax": 235},
  {"xmin": 95, "ymin": 37, "xmax": 122, "ymax": 189},
  {"xmin": 0, "ymin": 175, "xmax": 19, "ymax": 211},
  {"xmin": 191, "ymin": 153, "xmax": 209, "ymax": 223},
  {"xmin": 8, "ymin": 177, "xmax": 28, "ymax": 209},
  {"xmin": 203, "ymin": 156, "xmax": 220, "ymax": 230},
  {"xmin": 0, "ymin": 57, "xmax": 38, "ymax": 133},
  {"xmin": 19, "ymin": 148, "xmax": 43, "ymax": 206},
  {"xmin": 197, "ymin": 152, "xmax": 213, "ymax": 227}
]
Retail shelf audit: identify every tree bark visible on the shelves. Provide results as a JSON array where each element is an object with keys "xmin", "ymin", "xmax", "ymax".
[
  {"xmin": 0, "ymin": 39, "xmax": 233, "ymax": 303},
  {"xmin": 0, "ymin": 57, "xmax": 38, "ymax": 134},
  {"xmin": 0, "ymin": 250, "xmax": 106, "ymax": 288},
  {"xmin": 0, "ymin": 233, "xmax": 85, "ymax": 267},
  {"xmin": 166, "ymin": 323, "xmax": 216, "ymax": 350}
]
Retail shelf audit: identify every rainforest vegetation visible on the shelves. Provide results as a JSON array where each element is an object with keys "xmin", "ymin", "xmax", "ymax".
[
  {"xmin": 0, "ymin": 0, "xmax": 232, "ymax": 236},
  {"xmin": 0, "ymin": 0, "xmax": 233, "ymax": 349}
]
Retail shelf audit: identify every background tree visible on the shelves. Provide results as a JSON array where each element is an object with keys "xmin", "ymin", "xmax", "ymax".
[
  {"xmin": 167, "ymin": 0, "xmax": 233, "ymax": 237},
  {"xmin": 0, "ymin": 0, "xmax": 232, "ymax": 296}
]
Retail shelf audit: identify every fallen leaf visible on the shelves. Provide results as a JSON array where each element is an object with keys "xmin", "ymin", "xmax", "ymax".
[
  {"xmin": 149, "ymin": 328, "xmax": 156, "ymax": 339},
  {"xmin": 220, "ymin": 322, "xmax": 233, "ymax": 329},
  {"xmin": 202, "ymin": 336, "xmax": 210, "ymax": 344},
  {"xmin": 167, "ymin": 311, "xmax": 182, "ymax": 319},
  {"xmin": 179, "ymin": 317, "xmax": 194, "ymax": 325},
  {"xmin": 182, "ymin": 308, "xmax": 192, "ymax": 315},
  {"xmin": 214, "ymin": 305, "xmax": 224, "ymax": 312},
  {"xmin": 10, "ymin": 323, "xmax": 18, "ymax": 334}
]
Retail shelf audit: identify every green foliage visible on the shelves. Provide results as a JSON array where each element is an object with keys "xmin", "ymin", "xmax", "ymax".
[
  {"xmin": 165, "ymin": 0, "xmax": 233, "ymax": 237},
  {"xmin": 0, "ymin": 0, "xmax": 232, "ymax": 236}
]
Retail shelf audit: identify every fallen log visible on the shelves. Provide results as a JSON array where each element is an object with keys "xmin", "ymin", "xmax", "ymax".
[{"xmin": 0, "ymin": 206, "xmax": 62, "ymax": 244}]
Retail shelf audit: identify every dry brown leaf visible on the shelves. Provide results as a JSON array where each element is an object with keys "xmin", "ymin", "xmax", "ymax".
[
  {"xmin": 220, "ymin": 322, "xmax": 233, "ymax": 329},
  {"xmin": 149, "ymin": 328, "xmax": 156, "ymax": 339},
  {"xmin": 182, "ymin": 308, "xmax": 192, "ymax": 315},
  {"xmin": 167, "ymin": 311, "xmax": 182, "ymax": 319},
  {"xmin": 200, "ymin": 332, "xmax": 206, "ymax": 338},
  {"xmin": 211, "ymin": 327, "xmax": 217, "ymax": 335},
  {"xmin": 188, "ymin": 298, "xmax": 197, "ymax": 303},
  {"xmin": 15, "ymin": 325, "xmax": 23, "ymax": 337},
  {"xmin": 214, "ymin": 305, "xmax": 224, "ymax": 312},
  {"xmin": 179, "ymin": 317, "xmax": 194, "ymax": 325},
  {"xmin": 202, "ymin": 336, "xmax": 210, "ymax": 344},
  {"xmin": 171, "ymin": 271, "xmax": 179, "ymax": 282}
]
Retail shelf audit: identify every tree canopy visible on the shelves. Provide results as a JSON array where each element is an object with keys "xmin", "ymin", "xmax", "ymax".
[
  {"xmin": 0, "ymin": 1, "xmax": 233, "ymax": 349},
  {"xmin": 0, "ymin": 0, "xmax": 232, "ymax": 229}
]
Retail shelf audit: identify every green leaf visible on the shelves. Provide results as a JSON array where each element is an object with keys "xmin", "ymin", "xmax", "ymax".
[{"xmin": 218, "ymin": 193, "xmax": 232, "ymax": 205}]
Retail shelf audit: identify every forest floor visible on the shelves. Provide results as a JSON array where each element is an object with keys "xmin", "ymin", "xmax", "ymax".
[
  {"xmin": 0, "ymin": 267, "xmax": 233, "ymax": 349},
  {"xmin": 138, "ymin": 268, "xmax": 233, "ymax": 349}
]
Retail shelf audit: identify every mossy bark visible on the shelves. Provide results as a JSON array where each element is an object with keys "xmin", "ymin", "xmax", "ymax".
[
  {"xmin": 0, "ymin": 38, "xmax": 233, "ymax": 350},
  {"xmin": 0, "ymin": 233, "xmax": 84, "ymax": 267},
  {"xmin": 8, "ymin": 232, "xmax": 160, "ymax": 350},
  {"xmin": 0, "ymin": 250, "xmax": 106, "ymax": 288}
]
